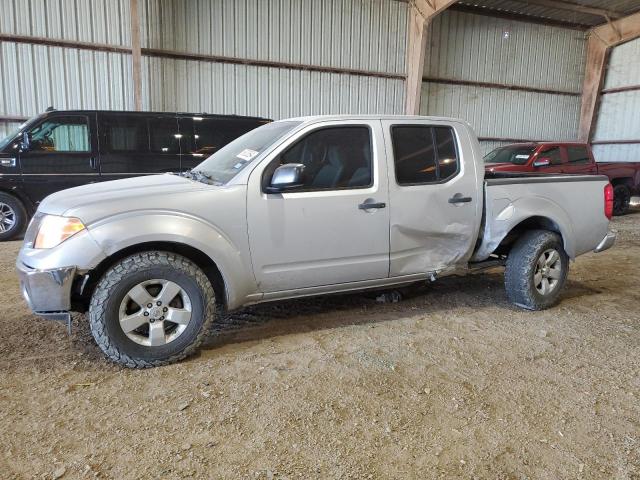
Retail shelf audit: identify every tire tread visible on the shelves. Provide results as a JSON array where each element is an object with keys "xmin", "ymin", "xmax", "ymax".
[{"xmin": 89, "ymin": 251, "xmax": 215, "ymax": 368}]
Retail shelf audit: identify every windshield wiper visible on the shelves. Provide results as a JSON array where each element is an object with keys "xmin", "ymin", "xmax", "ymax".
[{"xmin": 181, "ymin": 169, "xmax": 222, "ymax": 185}]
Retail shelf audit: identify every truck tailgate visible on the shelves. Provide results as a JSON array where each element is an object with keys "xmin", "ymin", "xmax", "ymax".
[{"xmin": 473, "ymin": 174, "xmax": 610, "ymax": 261}]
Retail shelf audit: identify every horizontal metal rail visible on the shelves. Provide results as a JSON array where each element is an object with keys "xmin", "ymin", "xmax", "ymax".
[
  {"xmin": 0, "ymin": 34, "xmax": 406, "ymax": 81},
  {"xmin": 422, "ymin": 76, "xmax": 581, "ymax": 96}
]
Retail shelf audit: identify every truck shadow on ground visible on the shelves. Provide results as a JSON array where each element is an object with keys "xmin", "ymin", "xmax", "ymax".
[
  {"xmin": 59, "ymin": 269, "xmax": 605, "ymax": 366},
  {"xmin": 199, "ymin": 271, "xmax": 603, "ymax": 352}
]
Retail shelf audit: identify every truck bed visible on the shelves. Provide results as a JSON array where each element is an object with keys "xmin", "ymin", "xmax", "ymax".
[{"xmin": 473, "ymin": 173, "xmax": 610, "ymax": 262}]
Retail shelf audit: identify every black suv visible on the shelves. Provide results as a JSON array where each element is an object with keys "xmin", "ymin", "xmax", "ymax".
[{"xmin": 0, "ymin": 110, "xmax": 270, "ymax": 240}]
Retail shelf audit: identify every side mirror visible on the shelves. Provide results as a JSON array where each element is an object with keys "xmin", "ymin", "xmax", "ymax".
[
  {"xmin": 19, "ymin": 131, "xmax": 30, "ymax": 152},
  {"xmin": 265, "ymin": 163, "xmax": 305, "ymax": 193},
  {"xmin": 533, "ymin": 157, "xmax": 551, "ymax": 168}
]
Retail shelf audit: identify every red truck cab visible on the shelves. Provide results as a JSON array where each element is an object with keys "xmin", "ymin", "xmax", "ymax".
[{"xmin": 484, "ymin": 142, "xmax": 640, "ymax": 215}]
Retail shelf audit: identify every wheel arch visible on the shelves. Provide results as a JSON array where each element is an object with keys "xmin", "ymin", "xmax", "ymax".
[
  {"xmin": 472, "ymin": 196, "xmax": 575, "ymax": 262},
  {"xmin": 610, "ymin": 177, "xmax": 633, "ymax": 189},
  {"xmin": 73, "ymin": 240, "xmax": 228, "ymax": 313},
  {"xmin": 492, "ymin": 216, "xmax": 567, "ymax": 258}
]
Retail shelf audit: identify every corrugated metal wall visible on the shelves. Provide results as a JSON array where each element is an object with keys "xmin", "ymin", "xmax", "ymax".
[
  {"xmin": 0, "ymin": 0, "xmax": 134, "ymax": 134},
  {"xmin": 141, "ymin": 0, "xmax": 407, "ymax": 118},
  {"xmin": 420, "ymin": 10, "xmax": 587, "ymax": 154},
  {"xmin": 592, "ymin": 37, "xmax": 640, "ymax": 163},
  {"xmin": 142, "ymin": 56, "xmax": 404, "ymax": 117},
  {"xmin": 0, "ymin": 0, "xmax": 407, "ymax": 136}
]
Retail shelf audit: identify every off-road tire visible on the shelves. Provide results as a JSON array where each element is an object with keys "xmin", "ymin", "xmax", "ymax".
[
  {"xmin": 0, "ymin": 192, "xmax": 27, "ymax": 241},
  {"xmin": 613, "ymin": 184, "xmax": 631, "ymax": 216},
  {"xmin": 504, "ymin": 230, "xmax": 569, "ymax": 311},
  {"xmin": 89, "ymin": 251, "xmax": 216, "ymax": 368}
]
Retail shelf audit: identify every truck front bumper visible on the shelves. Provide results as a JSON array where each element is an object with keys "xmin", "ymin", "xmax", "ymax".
[
  {"xmin": 17, "ymin": 260, "xmax": 76, "ymax": 320},
  {"xmin": 594, "ymin": 231, "xmax": 616, "ymax": 253}
]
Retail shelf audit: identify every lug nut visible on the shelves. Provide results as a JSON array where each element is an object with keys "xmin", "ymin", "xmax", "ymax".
[
  {"xmin": 163, "ymin": 307, "xmax": 168, "ymax": 312},
  {"xmin": 160, "ymin": 316, "xmax": 164, "ymax": 321},
  {"xmin": 147, "ymin": 303, "xmax": 153, "ymax": 308},
  {"xmin": 149, "ymin": 318, "xmax": 155, "ymax": 323},
  {"xmin": 143, "ymin": 311, "xmax": 149, "ymax": 317},
  {"xmin": 156, "ymin": 301, "xmax": 162, "ymax": 306}
]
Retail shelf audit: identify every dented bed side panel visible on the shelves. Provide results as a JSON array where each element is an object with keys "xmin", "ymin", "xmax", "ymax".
[{"xmin": 473, "ymin": 176, "xmax": 610, "ymax": 261}]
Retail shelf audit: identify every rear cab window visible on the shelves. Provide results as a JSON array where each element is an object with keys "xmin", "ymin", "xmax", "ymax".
[
  {"xmin": 391, "ymin": 125, "xmax": 459, "ymax": 185},
  {"xmin": 567, "ymin": 146, "xmax": 591, "ymax": 165}
]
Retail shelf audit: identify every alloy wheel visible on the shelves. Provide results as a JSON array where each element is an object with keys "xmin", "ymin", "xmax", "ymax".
[
  {"xmin": 533, "ymin": 248, "xmax": 562, "ymax": 296},
  {"xmin": 118, "ymin": 279, "xmax": 193, "ymax": 346}
]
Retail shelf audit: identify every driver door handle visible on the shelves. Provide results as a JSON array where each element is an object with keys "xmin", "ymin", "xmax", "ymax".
[
  {"xmin": 358, "ymin": 201, "xmax": 386, "ymax": 210},
  {"xmin": 448, "ymin": 194, "xmax": 472, "ymax": 204}
]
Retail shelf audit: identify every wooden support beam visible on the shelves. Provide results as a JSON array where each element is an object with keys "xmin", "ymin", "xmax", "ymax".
[
  {"xmin": 578, "ymin": 36, "xmax": 608, "ymax": 142},
  {"xmin": 405, "ymin": 0, "xmax": 455, "ymax": 115},
  {"xmin": 130, "ymin": 0, "xmax": 143, "ymax": 111},
  {"xmin": 578, "ymin": 11, "xmax": 640, "ymax": 142}
]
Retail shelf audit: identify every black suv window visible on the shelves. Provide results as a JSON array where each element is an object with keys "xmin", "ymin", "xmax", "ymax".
[
  {"xmin": 149, "ymin": 117, "xmax": 180, "ymax": 154},
  {"xmin": 180, "ymin": 117, "xmax": 261, "ymax": 156},
  {"xmin": 103, "ymin": 115, "xmax": 147, "ymax": 152},
  {"xmin": 28, "ymin": 116, "xmax": 90, "ymax": 152},
  {"xmin": 270, "ymin": 126, "xmax": 372, "ymax": 191},
  {"xmin": 391, "ymin": 126, "xmax": 459, "ymax": 185},
  {"xmin": 567, "ymin": 146, "xmax": 590, "ymax": 165}
]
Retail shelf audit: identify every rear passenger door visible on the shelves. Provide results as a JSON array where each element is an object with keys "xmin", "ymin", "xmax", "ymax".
[
  {"xmin": 98, "ymin": 113, "xmax": 181, "ymax": 181},
  {"xmin": 177, "ymin": 116, "xmax": 264, "ymax": 172},
  {"xmin": 381, "ymin": 120, "xmax": 480, "ymax": 276}
]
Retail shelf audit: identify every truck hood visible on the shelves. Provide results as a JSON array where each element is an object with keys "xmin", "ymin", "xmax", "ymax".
[{"xmin": 38, "ymin": 174, "xmax": 215, "ymax": 220}]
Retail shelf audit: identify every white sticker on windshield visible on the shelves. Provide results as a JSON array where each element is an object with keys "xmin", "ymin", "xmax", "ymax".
[
  {"xmin": 515, "ymin": 154, "xmax": 530, "ymax": 159},
  {"xmin": 236, "ymin": 149, "xmax": 259, "ymax": 161}
]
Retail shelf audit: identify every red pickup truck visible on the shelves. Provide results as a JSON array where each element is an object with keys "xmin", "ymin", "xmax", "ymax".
[{"xmin": 484, "ymin": 142, "xmax": 640, "ymax": 215}]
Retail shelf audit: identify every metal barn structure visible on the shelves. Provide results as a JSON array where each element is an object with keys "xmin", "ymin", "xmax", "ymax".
[{"xmin": 0, "ymin": 0, "xmax": 639, "ymax": 157}]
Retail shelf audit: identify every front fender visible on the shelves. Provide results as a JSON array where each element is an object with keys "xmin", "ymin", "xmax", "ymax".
[
  {"xmin": 87, "ymin": 210, "xmax": 258, "ymax": 309},
  {"xmin": 473, "ymin": 195, "xmax": 575, "ymax": 261}
]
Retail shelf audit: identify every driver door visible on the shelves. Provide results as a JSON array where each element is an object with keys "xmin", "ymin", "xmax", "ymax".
[
  {"xmin": 246, "ymin": 121, "xmax": 390, "ymax": 293},
  {"xmin": 19, "ymin": 113, "xmax": 99, "ymax": 205}
]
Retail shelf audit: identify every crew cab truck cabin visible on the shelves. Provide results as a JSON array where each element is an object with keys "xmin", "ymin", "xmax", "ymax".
[
  {"xmin": 17, "ymin": 116, "xmax": 616, "ymax": 368},
  {"xmin": 484, "ymin": 142, "xmax": 640, "ymax": 215}
]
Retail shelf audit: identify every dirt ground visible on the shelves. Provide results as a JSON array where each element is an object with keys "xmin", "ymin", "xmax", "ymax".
[{"xmin": 1, "ymin": 214, "xmax": 639, "ymax": 480}]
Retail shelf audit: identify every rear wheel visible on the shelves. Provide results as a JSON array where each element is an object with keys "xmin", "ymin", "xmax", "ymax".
[
  {"xmin": 0, "ymin": 192, "xmax": 27, "ymax": 241},
  {"xmin": 89, "ymin": 251, "xmax": 216, "ymax": 368},
  {"xmin": 504, "ymin": 230, "xmax": 569, "ymax": 310},
  {"xmin": 613, "ymin": 185, "xmax": 631, "ymax": 216}
]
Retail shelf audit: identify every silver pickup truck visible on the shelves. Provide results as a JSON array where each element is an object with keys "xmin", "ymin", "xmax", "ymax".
[{"xmin": 17, "ymin": 115, "xmax": 616, "ymax": 367}]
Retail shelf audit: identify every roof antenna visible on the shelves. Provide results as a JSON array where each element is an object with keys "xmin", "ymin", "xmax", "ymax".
[{"xmin": 45, "ymin": 106, "xmax": 55, "ymax": 112}]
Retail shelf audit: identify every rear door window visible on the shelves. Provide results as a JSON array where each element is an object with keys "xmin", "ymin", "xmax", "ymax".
[
  {"xmin": 567, "ymin": 146, "xmax": 590, "ymax": 165},
  {"xmin": 391, "ymin": 126, "xmax": 459, "ymax": 185}
]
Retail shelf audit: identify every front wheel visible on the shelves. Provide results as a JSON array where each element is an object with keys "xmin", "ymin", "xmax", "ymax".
[
  {"xmin": 504, "ymin": 230, "xmax": 569, "ymax": 310},
  {"xmin": 89, "ymin": 251, "xmax": 216, "ymax": 368}
]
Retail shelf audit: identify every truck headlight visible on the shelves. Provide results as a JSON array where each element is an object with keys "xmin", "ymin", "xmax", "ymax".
[{"xmin": 34, "ymin": 215, "xmax": 85, "ymax": 249}]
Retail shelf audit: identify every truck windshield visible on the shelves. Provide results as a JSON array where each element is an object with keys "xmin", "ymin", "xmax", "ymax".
[
  {"xmin": 484, "ymin": 146, "xmax": 536, "ymax": 165},
  {"xmin": 193, "ymin": 120, "xmax": 302, "ymax": 184}
]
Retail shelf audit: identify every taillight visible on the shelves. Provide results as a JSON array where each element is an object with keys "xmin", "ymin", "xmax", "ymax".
[{"xmin": 604, "ymin": 183, "xmax": 614, "ymax": 220}]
